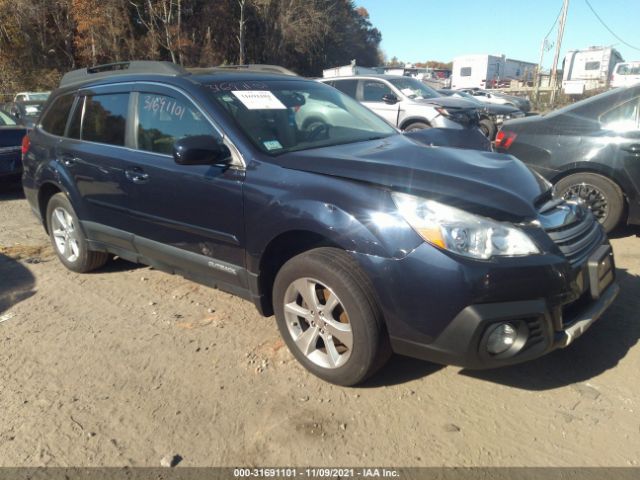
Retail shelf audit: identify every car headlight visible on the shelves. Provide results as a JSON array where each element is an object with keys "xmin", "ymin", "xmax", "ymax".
[{"xmin": 391, "ymin": 192, "xmax": 540, "ymax": 259}]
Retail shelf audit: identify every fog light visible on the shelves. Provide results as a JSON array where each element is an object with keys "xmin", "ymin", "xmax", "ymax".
[{"xmin": 486, "ymin": 323, "xmax": 517, "ymax": 355}]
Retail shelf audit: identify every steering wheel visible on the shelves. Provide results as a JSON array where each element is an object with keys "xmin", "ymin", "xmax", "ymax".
[{"xmin": 304, "ymin": 119, "xmax": 330, "ymax": 141}]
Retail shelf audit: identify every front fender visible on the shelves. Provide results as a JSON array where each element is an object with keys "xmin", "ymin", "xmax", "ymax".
[{"xmin": 243, "ymin": 162, "xmax": 423, "ymax": 273}]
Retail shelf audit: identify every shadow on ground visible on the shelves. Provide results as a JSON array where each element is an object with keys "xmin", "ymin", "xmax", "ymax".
[
  {"xmin": 360, "ymin": 355, "xmax": 444, "ymax": 388},
  {"xmin": 609, "ymin": 224, "xmax": 640, "ymax": 239},
  {"xmin": 0, "ymin": 253, "xmax": 35, "ymax": 314},
  {"xmin": 0, "ymin": 181, "xmax": 24, "ymax": 201}
]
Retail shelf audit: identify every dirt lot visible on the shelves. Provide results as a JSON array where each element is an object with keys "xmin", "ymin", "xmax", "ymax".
[{"xmin": 1, "ymin": 185, "xmax": 639, "ymax": 467}]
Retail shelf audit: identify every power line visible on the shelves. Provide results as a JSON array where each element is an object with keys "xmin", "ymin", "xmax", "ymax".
[
  {"xmin": 544, "ymin": 5, "xmax": 564, "ymax": 41},
  {"xmin": 584, "ymin": 0, "xmax": 640, "ymax": 52}
]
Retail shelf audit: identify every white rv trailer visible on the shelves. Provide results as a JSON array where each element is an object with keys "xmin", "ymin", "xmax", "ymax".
[
  {"xmin": 451, "ymin": 54, "xmax": 536, "ymax": 89},
  {"xmin": 562, "ymin": 46, "xmax": 624, "ymax": 94},
  {"xmin": 322, "ymin": 61, "xmax": 379, "ymax": 78}
]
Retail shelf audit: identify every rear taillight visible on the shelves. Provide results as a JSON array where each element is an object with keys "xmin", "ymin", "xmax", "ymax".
[
  {"xmin": 495, "ymin": 130, "xmax": 517, "ymax": 150},
  {"xmin": 21, "ymin": 135, "xmax": 30, "ymax": 155}
]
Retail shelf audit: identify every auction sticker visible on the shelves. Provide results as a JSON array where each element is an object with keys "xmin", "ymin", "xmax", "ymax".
[{"xmin": 232, "ymin": 90, "xmax": 286, "ymax": 110}]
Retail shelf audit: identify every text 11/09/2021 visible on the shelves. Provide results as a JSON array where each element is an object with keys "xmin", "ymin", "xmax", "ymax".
[{"xmin": 233, "ymin": 468, "xmax": 400, "ymax": 478}]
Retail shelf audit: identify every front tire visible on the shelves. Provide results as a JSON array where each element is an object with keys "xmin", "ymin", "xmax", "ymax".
[
  {"xmin": 403, "ymin": 121, "xmax": 430, "ymax": 132},
  {"xmin": 46, "ymin": 193, "xmax": 108, "ymax": 273},
  {"xmin": 273, "ymin": 248, "xmax": 390, "ymax": 386},
  {"xmin": 554, "ymin": 173, "xmax": 624, "ymax": 233}
]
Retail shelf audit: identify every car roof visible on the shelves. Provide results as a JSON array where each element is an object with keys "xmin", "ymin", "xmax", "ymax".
[
  {"xmin": 320, "ymin": 74, "xmax": 411, "ymax": 81},
  {"xmin": 58, "ymin": 61, "xmax": 306, "ymax": 91}
]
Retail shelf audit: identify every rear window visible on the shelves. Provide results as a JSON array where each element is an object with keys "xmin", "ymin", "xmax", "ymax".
[
  {"xmin": 41, "ymin": 95, "xmax": 75, "ymax": 136},
  {"xmin": 82, "ymin": 93, "xmax": 129, "ymax": 146},
  {"xmin": 460, "ymin": 67, "xmax": 472, "ymax": 77},
  {"xmin": 585, "ymin": 61, "xmax": 600, "ymax": 71},
  {"xmin": 600, "ymin": 97, "xmax": 640, "ymax": 131}
]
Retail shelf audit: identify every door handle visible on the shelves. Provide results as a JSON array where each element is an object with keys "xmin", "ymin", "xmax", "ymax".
[
  {"xmin": 59, "ymin": 154, "xmax": 79, "ymax": 167},
  {"xmin": 125, "ymin": 167, "xmax": 150, "ymax": 184},
  {"xmin": 621, "ymin": 143, "xmax": 640, "ymax": 154}
]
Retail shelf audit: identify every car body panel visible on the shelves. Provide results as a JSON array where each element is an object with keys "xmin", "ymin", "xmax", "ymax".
[{"xmin": 497, "ymin": 85, "xmax": 640, "ymax": 224}]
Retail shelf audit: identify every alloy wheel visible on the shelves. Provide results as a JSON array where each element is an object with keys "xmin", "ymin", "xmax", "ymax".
[
  {"xmin": 51, "ymin": 206, "xmax": 80, "ymax": 262},
  {"xmin": 283, "ymin": 277, "xmax": 353, "ymax": 369}
]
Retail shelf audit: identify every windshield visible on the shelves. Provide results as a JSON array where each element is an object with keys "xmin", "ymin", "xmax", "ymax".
[
  {"xmin": 22, "ymin": 103, "xmax": 43, "ymax": 118},
  {"xmin": 387, "ymin": 77, "xmax": 439, "ymax": 100},
  {"xmin": 205, "ymin": 80, "xmax": 396, "ymax": 155},
  {"xmin": 0, "ymin": 111, "xmax": 17, "ymax": 126}
]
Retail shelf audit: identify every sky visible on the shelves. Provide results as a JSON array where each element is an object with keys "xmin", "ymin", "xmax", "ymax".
[{"xmin": 357, "ymin": 0, "xmax": 640, "ymax": 69}]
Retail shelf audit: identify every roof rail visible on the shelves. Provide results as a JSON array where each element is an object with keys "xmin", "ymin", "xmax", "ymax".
[
  {"xmin": 189, "ymin": 64, "xmax": 299, "ymax": 77},
  {"xmin": 60, "ymin": 61, "xmax": 188, "ymax": 88}
]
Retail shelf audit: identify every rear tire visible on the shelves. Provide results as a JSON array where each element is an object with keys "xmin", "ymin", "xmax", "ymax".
[
  {"xmin": 46, "ymin": 193, "xmax": 108, "ymax": 273},
  {"xmin": 403, "ymin": 121, "xmax": 430, "ymax": 132},
  {"xmin": 479, "ymin": 118, "xmax": 495, "ymax": 139},
  {"xmin": 554, "ymin": 173, "xmax": 624, "ymax": 233},
  {"xmin": 273, "ymin": 247, "xmax": 390, "ymax": 386}
]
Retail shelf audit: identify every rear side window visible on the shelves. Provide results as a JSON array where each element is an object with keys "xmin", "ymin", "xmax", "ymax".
[
  {"xmin": 136, "ymin": 93, "xmax": 216, "ymax": 154},
  {"xmin": 41, "ymin": 95, "xmax": 75, "ymax": 136},
  {"xmin": 82, "ymin": 93, "xmax": 129, "ymax": 146},
  {"xmin": 600, "ymin": 98, "xmax": 640, "ymax": 130},
  {"xmin": 460, "ymin": 67, "xmax": 472, "ymax": 77},
  {"xmin": 331, "ymin": 80, "xmax": 358, "ymax": 98},
  {"xmin": 361, "ymin": 81, "xmax": 393, "ymax": 102}
]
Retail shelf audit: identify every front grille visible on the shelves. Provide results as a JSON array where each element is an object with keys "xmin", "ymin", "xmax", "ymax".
[{"xmin": 542, "ymin": 202, "xmax": 605, "ymax": 266}]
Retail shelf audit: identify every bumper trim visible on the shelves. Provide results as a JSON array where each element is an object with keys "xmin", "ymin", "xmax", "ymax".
[{"xmin": 555, "ymin": 282, "xmax": 619, "ymax": 348}]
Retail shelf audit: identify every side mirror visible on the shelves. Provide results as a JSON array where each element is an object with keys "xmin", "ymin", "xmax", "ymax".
[
  {"xmin": 382, "ymin": 93, "xmax": 399, "ymax": 105},
  {"xmin": 173, "ymin": 135, "xmax": 232, "ymax": 166}
]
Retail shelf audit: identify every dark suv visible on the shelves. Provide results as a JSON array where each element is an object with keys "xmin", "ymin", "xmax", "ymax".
[{"xmin": 22, "ymin": 61, "xmax": 618, "ymax": 386}]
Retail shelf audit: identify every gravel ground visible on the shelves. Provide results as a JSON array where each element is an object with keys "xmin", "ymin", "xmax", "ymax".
[{"xmin": 1, "ymin": 185, "xmax": 639, "ymax": 467}]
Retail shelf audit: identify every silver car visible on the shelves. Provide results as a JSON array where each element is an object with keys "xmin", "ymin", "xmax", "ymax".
[{"xmin": 320, "ymin": 75, "xmax": 480, "ymax": 131}]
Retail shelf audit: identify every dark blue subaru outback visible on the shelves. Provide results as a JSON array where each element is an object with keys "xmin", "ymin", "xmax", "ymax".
[{"xmin": 22, "ymin": 61, "xmax": 619, "ymax": 385}]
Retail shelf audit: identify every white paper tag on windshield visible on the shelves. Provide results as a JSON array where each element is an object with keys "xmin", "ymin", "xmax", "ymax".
[{"xmin": 232, "ymin": 90, "xmax": 286, "ymax": 110}]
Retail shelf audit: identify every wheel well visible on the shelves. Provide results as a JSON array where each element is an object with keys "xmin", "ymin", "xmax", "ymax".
[
  {"xmin": 400, "ymin": 118, "xmax": 431, "ymax": 130},
  {"xmin": 257, "ymin": 230, "xmax": 340, "ymax": 316},
  {"xmin": 38, "ymin": 183, "xmax": 62, "ymax": 234}
]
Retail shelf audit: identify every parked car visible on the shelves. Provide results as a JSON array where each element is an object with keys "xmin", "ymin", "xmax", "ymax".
[
  {"xmin": 8, "ymin": 101, "xmax": 46, "ymax": 128},
  {"xmin": 13, "ymin": 91, "xmax": 50, "ymax": 102},
  {"xmin": 23, "ymin": 61, "xmax": 618, "ymax": 385},
  {"xmin": 437, "ymin": 89, "xmax": 525, "ymax": 139},
  {"xmin": 495, "ymin": 84, "xmax": 640, "ymax": 232},
  {"xmin": 320, "ymin": 75, "xmax": 481, "ymax": 132},
  {"xmin": 0, "ymin": 109, "xmax": 27, "ymax": 181},
  {"xmin": 611, "ymin": 61, "xmax": 640, "ymax": 88},
  {"xmin": 460, "ymin": 88, "xmax": 531, "ymax": 113}
]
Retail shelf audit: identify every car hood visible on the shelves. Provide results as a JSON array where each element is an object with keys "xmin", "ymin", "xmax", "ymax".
[
  {"xmin": 414, "ymin": 96, "xmax": 479, "ymax": 110},
  {"xmin": 274, "ymin": 134, "xmax": 547, "ymax": 222},
  {"xmin": 483, "ymin": 103, "xmax": 521, "ymax": 114}
]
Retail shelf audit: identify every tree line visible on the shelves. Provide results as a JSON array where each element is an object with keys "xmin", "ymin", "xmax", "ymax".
[{"xmin": 0, "ymin": 0, "xmax": 382, "ymax": 92}]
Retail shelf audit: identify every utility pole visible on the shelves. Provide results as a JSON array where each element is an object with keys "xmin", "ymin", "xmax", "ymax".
[
  {"xmin": 549, "ymin": 0, "xmax": 570, "ymax": 106},
  {"xmin": 534, "ymin": 37, "xmax": 546, "ymax": 103}
]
